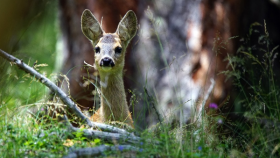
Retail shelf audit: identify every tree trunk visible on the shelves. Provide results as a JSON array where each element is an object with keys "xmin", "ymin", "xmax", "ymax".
[
  {"xmin": 133, "ymin": 0, "xmax": 280, "ymax": 128},
  {"xmin": 58, "ymin": 0, "xmax": 280, "ymax": 128}
]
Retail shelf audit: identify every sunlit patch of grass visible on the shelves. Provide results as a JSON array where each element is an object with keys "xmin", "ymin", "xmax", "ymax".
[{"xmin": 0, "ymin": 112, "xmax": 68, "ymax": 157}]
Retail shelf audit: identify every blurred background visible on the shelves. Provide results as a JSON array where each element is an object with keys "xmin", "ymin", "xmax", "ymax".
[{"xmin": 0, "ymin": 0, "xmax": 280, "ymax": 130}]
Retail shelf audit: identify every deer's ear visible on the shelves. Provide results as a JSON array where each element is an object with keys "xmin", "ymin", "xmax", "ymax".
[
  {"xmin": 116, "ymin": 10, "xmax": 138, "ymax": 42},
  {"xmin": 81, "ymin": 9, "xmax": 103, "ymax": 42}
]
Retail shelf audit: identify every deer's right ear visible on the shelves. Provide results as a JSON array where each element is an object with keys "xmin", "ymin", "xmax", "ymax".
[{"xmin": 81, "ymin": 9, "xmax": 103, "ymax": 42}]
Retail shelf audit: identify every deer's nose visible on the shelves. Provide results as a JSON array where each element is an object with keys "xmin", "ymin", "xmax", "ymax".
[{"xmin": 100, "ymin": 57, "xmax": 115, "ymax": 67}]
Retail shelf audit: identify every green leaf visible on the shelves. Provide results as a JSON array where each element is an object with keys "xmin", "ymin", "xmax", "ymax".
[{"xmin": 94, "ymin": 138, "xmax": 101, "ymax": 145}]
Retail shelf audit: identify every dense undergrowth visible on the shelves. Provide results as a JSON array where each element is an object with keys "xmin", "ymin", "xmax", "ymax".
[
  {"xmin": 0, "ymin": 2, "xmax": 280, "ymax": 157},
  {"xmin": 220, "ymin": 21, "xmax": 280, "ymax": 157}
]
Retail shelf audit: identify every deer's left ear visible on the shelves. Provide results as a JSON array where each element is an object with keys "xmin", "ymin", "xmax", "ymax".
[{"xmin": 116, "ymin": 10, "xmax": 138, "ymax": 42}]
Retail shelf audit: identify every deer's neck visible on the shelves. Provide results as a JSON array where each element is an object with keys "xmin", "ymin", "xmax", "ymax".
[{"xmin": 99, "ymin": 71, "xmax": 130, "ymax": 124}]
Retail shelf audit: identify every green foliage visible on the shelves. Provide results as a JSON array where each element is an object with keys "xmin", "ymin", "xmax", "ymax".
[
  {"xmin": 0, "ymin": 116, "xmax": 66, "ymax": 157},
  {"xmin": 221, "ymin": 21, "xmax": 280, "ymax": 157},
  {"xmin": 0, "ymin": 0, "xmax": 58, "ymax": 113},
  {"xmin": 224, "ymin": 21, "xmax": 279, "ymax": 116}
]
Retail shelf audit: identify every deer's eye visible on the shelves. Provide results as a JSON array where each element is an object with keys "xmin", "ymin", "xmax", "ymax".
[
  {"xmin": 115, "ymin": 46, "xmax": 122, "ymax": 54},
  {"xmin": 95, "ymin": 46, "xmax": 100, "ymax": 53}
]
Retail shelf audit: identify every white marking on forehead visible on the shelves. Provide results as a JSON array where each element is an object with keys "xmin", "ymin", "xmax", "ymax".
[{"xmin": 100, "ymin": 34, "xmax": 117, "ymax": 43}]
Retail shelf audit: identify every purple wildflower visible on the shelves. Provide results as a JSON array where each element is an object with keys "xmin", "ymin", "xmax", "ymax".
[
  {"xmin": 209, "ymin": 103, "xmax": 218, "ymax": 109},
  {"xmin": 217, "ymin": 119, "xmax": 223, "ymax": 124},
  {"xmin": 41, "ymin": 108, "xmax": 44, "ymax": 111},
  {"xmin": 198, "ymin": 146, "xmax": 202, "ymax": 151},
  {"xmin": 118, "ymin": 145, "xmax": 123, "ymax": 151},
  {"xmin": 139, "ymin": 148, "xmax": 143, "ymax": 152}
]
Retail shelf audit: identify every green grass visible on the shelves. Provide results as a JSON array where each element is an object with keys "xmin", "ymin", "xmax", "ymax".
[
  {"xmin": 0, "ymin": 0, "xmax": 57, "ymax": 111},
  {"xmin": 0, "ymin": 3, "xmax": 279, "ymax": 157},
  {"xmin": 220, "ymin": 21, "xmax": 280, "ymax": 157}
]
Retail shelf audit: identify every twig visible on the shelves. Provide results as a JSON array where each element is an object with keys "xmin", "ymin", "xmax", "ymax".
[
  {"xmin": 0, "ymin": 49, "xmax": 139, "ymax": 134},
  {"xmin": 90, "ymin": 121, "xmax": 135, "ymax": 135},
  {"xmin": 0, "ymin": 50, "xmax": 94, "ymax": 127},
  {"xmin": 0, "ymin": 49, "xmax": 141, "ymax": 135},
  {"xmin": 195, "ymin": 78, "xmax": 215, "ymax": 123},
  {"xmin": 0, "ymin": 49, "xmax": 149, "ymax": 157},
  {"xmin": 63, "ymin": 145, "xmax": 140, "ymax": 158},
  {"xmin": 0, "ymin": 49, "xmax": 95, "ymax": 126},
  {"xmin": 64, "ymin": 115, "xmax": 141, "ymax": 144}
]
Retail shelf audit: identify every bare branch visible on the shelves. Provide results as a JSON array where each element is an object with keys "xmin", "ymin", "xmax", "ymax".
[
  {"xmin": 90, "ymin": 121, "xmax": 135, "ymax": 135},
  {"xmin": 63, "ymin": 145, "xmax": 140, "ymax": 158},
  {"xmin": 0, "ymin": 49, "xmax": 147, "ymax": 157},
  {"xmin": 0, "ymin": 49, "xmax": 140, "ymax": 134},
  {"xmin": 64, "ymin": 115, "xmax": 141, "ymax": 144},
  {"xmin": 0, "ymin": 49, "xmax": 93, "ymax": 126}
]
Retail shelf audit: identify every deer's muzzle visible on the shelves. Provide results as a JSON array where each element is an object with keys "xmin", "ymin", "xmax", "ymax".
[{"xmin": 100, "ymin": 57, "xmax": 115, "ymax": 67}]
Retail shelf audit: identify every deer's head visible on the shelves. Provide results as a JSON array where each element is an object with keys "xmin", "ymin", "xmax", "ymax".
[{"xmin": 81, "ymin": 10, "xmax": 137, "ymax": 73}]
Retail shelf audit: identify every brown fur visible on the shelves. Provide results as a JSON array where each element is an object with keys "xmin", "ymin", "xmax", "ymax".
[
  {"xmin": 91, "ymin": 71, "xmax": 133, "ymax": 126},
  {"xmin": 81, "ymin": 10, "xmax": 137, "ymax": 127}
]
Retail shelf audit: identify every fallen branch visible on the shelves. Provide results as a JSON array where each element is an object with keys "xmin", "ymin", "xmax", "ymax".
[
  {"xmin": 0, "ymin": 49, "xmax": 150, "ymax": 157},
  {"xmin": 90, "ymin": 121, "xmax": 135, "ymax": 135},
  {"xmin": 0, "ymin": 49, "xmax": 141, "ymax": 132},
  {"xmin": 64, "ymin": 115, "xmax": 141, "ymax": 144},
  {"xmin": 63, "ymin": 145, "xmax": 140, "ymax": 158},
  {"xmin": 0, "ymin": 49, "xmax": 138, "ymax": 136},
  {"xmin": 0, "ymin": 49, "xmax": 94, "ymax": 127}
]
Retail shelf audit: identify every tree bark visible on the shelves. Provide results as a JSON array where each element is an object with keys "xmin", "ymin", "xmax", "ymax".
[
  {"xmin": 58, "ymin": 0, "xmax": 280, "ymax": 128},
  {"xmin": 132, "ymin": 0, "xmax": 278, "ymax": 128}
]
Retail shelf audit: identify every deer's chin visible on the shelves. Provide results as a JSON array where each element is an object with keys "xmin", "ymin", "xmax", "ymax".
[{"xmin": 101, "ymin": 66, "xmax": 112, "ymax": 71}]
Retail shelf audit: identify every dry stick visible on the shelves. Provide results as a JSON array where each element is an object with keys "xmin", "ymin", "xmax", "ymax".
[
  {"xmin": 64, "ymin": 115, "xmax": 141, "ymax": 144},
  {"xmin": 194, "ymin": 78, "xmax": 215, "ymax": 123},
  {"xmin": 91, "ymin": 121, "xmax": 133, "ymax": 135},
  {"xmin": 0, "ymin": 49, "xmax": 146, "ymax": 157},
  {"xmin": 63, "ymin": 145, "xmax": 140, "ymax": 158},
  {"xmin": 0, "ymin": 49, "xmax": 93, "ymax": 126},
  {"xmin": 0, "ymin": 49, "xmax": 134, "ymax": 135}
]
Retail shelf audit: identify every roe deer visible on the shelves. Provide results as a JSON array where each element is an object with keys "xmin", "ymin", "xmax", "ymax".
[{"xmin": 81, "ymin": 9, "xmax": 137, "ymax": 127}]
